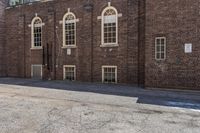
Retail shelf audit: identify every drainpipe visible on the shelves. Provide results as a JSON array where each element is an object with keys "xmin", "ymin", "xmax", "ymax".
[
  {"xmin": 138, "ymin": 0, "xmax": 141, "ymax": 86},
  {"xmin": 47, "ymin": 43, "xmax": 50, "ymax": 70},
  {"xmin": 23, "ymin": 14, "xmax": 26, "ymax": 78},
  {"xmin": 19, "ymin": 4, "xmax": 26, "ymax": 78},
  {"xmin": 138, "ymin": 0, "xmax": 146, "ymax": 87},
  {"xmin": 53, "ymin": 10, "xmax": 56, "ymax": 80},
  {"xmin": 47, "ymin": 3, "xmax": 56, "ymax": 80},
  {"xmin": 42, "ymin": 46, "xmax": 45, "ymax": 66},
  {"xmin": 84, "ymin": 2, "xmax": 94, "ymax": 82}
]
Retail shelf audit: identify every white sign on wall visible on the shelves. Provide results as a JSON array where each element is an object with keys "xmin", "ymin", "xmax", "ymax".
[
  {"xmin": 184, "ymin": 43, "xmax": 192, "ymax": 53},
  {"xmin": 67, "ymin": 48, "xmax": 71, "ymax": 55}
]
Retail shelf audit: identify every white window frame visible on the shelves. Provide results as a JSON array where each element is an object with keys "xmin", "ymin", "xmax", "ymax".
[
  {"xmin": 31, "ymin": 17, "xmax": 43, "ymax": 49},
  {"xmin": 62, "ymin": 12, "xmax": 77, "ymax": 48},
  {"xmin": 101, "ymin": 6, "xmax": 118, "ymax": 47},
  {"xmin": 31, "ymin": 64, "xmax": 43, "ymax": 79},
  {"xmin": 102, "ymin": 66, "xmax": 117, "ymax": 83},
  {"xmin": 155, "ymin": 37, "xmax": 166, "ymax": 60},
  {"xmin": 63, "ymin": 65, "xmax": 76, "ymax": 81}
]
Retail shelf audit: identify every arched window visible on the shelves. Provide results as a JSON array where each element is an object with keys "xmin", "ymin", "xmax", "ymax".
[
  {"xmin": 101, "ymin": 6, "xmax": 118, "ymax": 45},
  {"xmin": 31, "ymin": 17, "xmax": 42, "ymax": 48},
  {"xmin": 63, "ymin": 12, "xmax": 76, "ymax": 47}
]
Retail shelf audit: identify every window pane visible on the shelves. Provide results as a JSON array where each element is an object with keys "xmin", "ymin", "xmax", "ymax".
[
  {"xmin": 156, "ymin": 46, "xmax": 160, "ymax": 52},
  {"xmin": 103, "ymin": 67, "xmax": 117, "ymax": 83},
  {"xmin": 33, "ymin": 26, "xmax": 42, "ymax": 47},
  {"xmin": 161, "ymin": 39, "xmax": 165, "ymax": 45},
  {"xmin": 161, "ymin": 53, "xmax": 165, "ymax": 59},
  {"xmin": 65, "ymin": 14, "xmax": 76, "ymax": 46},
  {"xmin": 161, "ymin": 45, "xmax": 165, "ymax": 51},
  {"xmin": 65, "ymin": 67, "xmax": 75, "ymax": 81},
  {"xmin": 103, "ymin": 8, "xmax": 117, "ymax": 44},
  {"xmin": 157, "ymin": 39, "xmax": 160, "ymax": 45},
  {"xmin": 156, "ymin": 53, "xmax": 160, "ymax": 59},
  {"xmin": 155, "ymin": 38, "xmax": 166, "ymax": 60}
]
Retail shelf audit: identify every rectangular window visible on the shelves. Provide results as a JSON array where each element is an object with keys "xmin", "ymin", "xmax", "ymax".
[
  {"xmin": 65, "ymin": 22, "xmax": 75, "ymax": 46},
  {"xmin": 155, "ymin": 37, "xmax": 166, "ymax": 60},
  {"xmin": 34, "ymin": 27, "xmax": 42, "ymax": 47},
  {"xmin": 102, "ymin": 66, "xmax": 117, "ymax": 83},
  {"xmin": 102, "ymin": 8, "xmax": 118, "ymax": 46},
  {"xmin": 63, "ymin": 65, "xmax": 76, "ymax": 81},
  {"xmin": 104, "ymin": 22, "xmax": 117, "ymax": 44}
]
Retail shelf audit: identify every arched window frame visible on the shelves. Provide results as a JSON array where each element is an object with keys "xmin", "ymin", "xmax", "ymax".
[
  {"xmin": 101, "ymin": 6, "xmax": 118, "ymax": 46},
  {"xmin": 31, "ymin": 17, "xmax": 43, "ymax": 49},
  {"xmin": 62, "ymin": 12, "xmax": 77, "ymax": 47}
]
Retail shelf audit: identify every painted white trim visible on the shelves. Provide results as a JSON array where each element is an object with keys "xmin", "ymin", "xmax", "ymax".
[
  {"xmin": 31, "ymin": 64, "xmax": 43, "ymax": 79},
  {"xmin": 100, "ymin": 44, "xmax": 119, "ymax": 48},
  {"xmin": 63, "ymin": 65, "xmax": 76, "ymax": 81},
  {"xmin": 30, "ymin": 16, "xmax": 43, "ymax": 49},
  {"xmin": 155, "ymin": 37, "xmax": 166, "ymax": 61},
  {"xmin": 98, "ymin": 13, "xmax": 122, "ymax": 20},
  {"xmin": 101, "ymin": 6, "xmax": 119, "ymax": 46},
  {"xmin": 118, "ymin": 13, "xmax": 122, "ymax": 17},
  {"xmin": 6, "ymin": 7, "xmax": 11, "ymax": 10},
  {"xmin": 60, "ymin": 19, "xmax": 79, "ymax": 24},
  {"xmin": 30, "ymin": 46, "xmax": 43, "ymax": 50},
  {"xmin": 102, "ymin": 65, "xmax": 117, "ymax": 83},
  {"xmin": 59, "ymin": 20, "xmax": 63, "ymax": 24},
  {"xmin": 62, "ymin": 45, "xmax": 77, "ymax": 49},
  {"xmin": 62, "ymin": 12, "xmax": 77, "ymax": 47},
  {"xmin": 97, "ymin": 16, "xmax": 102, "ymax": 20},
  {"xmin": 40, "ymin": 0, "xmax": 54, "ymax": 3}
]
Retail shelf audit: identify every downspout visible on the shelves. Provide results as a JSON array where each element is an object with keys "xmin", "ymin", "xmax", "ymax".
[
  {"xmin": 23, "ymin": 14, "xmax": 26, "ymax": 78},
  {"xmin": 143, "ymin": 0, "xmax": 146, "ymax": 87},
  {"xmin": 91, "ymin": 5, "xmax": 94, "ymax": 82},
  {"xmin": 138, "ymin": 0, "xmax": 146, "ymax": 87},
  {"xmin": 19, "ymin": 4, "xmax": 26, "ymax": 78},
  {"xmin": 47, "ymin": 43, "xmax": 50, "ymax": 70},
  {"xmin": 126, "ymin": 0, "xmax": 129, "ymax": 84},
  {"xmin": 42, "ymin": 46, "xmax": 45, "ymax": 66},
  {"xmin": 53, "ymin": 10, "xmax": 56, "ymax": 80},
  {"xmin": 138, "ymin": 0, "xmax": 141, "ymax": 87},
  {"xmin": 84, "ymin": 2, "xmax": 94, "ymax": 82},
  {"xmin": 3, "ymin": 0, "xmax": 8, "ymax": 77}
]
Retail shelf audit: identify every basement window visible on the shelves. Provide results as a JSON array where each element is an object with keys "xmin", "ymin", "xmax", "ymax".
[
  {"xmin": 63, "ymin": 65, "xmax": 76, "ymax": 81},
  {"xmin": 102, "ymin": 66, "xmax": 117, "ymax": 83},
  {"xmin": 155, "ymin": 37, "xmax": 166, "ymax": 60}
]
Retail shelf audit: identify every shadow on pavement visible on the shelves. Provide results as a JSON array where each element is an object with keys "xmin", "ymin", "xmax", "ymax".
[{"xmin": 0, "ymin": 77, "xmax": 200, "ymax": 111}]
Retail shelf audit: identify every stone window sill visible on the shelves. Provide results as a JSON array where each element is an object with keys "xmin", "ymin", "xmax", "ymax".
[
  {"xmin": 62, "ymin": 45, "xmax": 77, "ymax": 49},
  {"xmin": 100, "ymin": 44, "xmax": 119, "ymax": 48},
  {"xmin": 30, "ymin": 47, "xmax": 43, "ymax": 50}
]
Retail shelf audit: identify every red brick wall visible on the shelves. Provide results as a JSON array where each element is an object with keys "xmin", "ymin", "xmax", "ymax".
[
  {"xmin": 5, "ymin": 0, "xmax": 142, "ymax": 85},
  {"xmin": 145, "ymin": 0, "xmax": 200, "ymax": 90},
  {"xmin": 4, "ymin": 0, "xmax": 200, "ymax": 90},
  {"xmin": 0, "ymin": 0, "xmax": 7, "ymax": 76}
]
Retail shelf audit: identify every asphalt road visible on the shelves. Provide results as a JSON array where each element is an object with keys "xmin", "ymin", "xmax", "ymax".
[{"xmin": 0, "ymin": 78, "xmax": 199, "ymax": 133}]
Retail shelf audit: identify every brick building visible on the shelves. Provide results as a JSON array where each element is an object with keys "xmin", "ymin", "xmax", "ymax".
[
  {"xmin": 145, "ymin": 0, "xmax": 200, "ymax": 90},
  {"xmin": 1, "ymin": 0, "xmax": 200, "ymax": 90}
]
